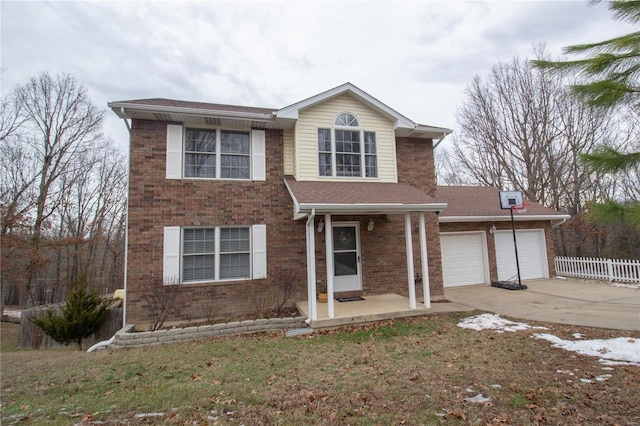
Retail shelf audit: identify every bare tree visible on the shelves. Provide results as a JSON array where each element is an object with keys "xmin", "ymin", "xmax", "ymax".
[
  {"xmin": 448, "ymin": 49, "xmax": 611, "ymax": 215},
  {"xmin": 13, "ymin": 73, "xmax": 105, "ymax": 304},
  {"xmin": 1, "ymin": 72, "xmax": 126, "ymax": 309}
]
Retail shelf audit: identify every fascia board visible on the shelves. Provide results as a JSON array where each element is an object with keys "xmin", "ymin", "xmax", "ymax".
[
  {"xmin": 414, "ymin": 125, "xmax": 453, "ymax": 135},
  {"xmin": 108, "ymin": 102, "xmax": 276, "ymax": 122},
  {"xmin": 298, "ymin": 202, "xmax": 448, "ymax": 214},
  {"xmin": 276, "ymin": 83, "xmax": 417, "ymax": 128},
  {"xmin": 439, "ymin": 214, "xmax": 571, "ymax": 223},
  {"xmin": 283, "ymin": 178, "xmax": 302, "ymax": 214}
]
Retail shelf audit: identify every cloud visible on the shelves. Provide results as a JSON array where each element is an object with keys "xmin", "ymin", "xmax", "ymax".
[{"xmin": 1, "ymin": 0, "xmax": 633, "ymax": 151}]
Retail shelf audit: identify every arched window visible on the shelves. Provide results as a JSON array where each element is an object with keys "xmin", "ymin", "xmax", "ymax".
[
  {"xmin": 318, "ymin": 112, "xmax": 377, "ymax": 178},
  {"xmin": 335, "ymin": 113, "xmax": 359, "ymax": 127}
]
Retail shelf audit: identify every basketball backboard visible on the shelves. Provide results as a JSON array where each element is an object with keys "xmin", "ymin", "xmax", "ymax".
[{"xmin": 499, "ymin": 190, "xmax": 523, "ymax": 210}]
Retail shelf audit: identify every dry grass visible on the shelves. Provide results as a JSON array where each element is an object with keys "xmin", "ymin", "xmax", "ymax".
[{"xmin": 2, "ymin": 312, "xmax": 639, "ymax": 425}]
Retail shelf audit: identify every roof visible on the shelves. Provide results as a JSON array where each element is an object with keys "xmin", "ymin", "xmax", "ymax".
[
  {"xmin": 436, "ymin": 186, "xmax": 570, "ymax": 223},
  {"xmin": 112, "ymin": 98, "xmax": 276, "ymax": 114},
  {"xmin": 284, "ymin": 176, "xmax": 447, "ymax": 218},
  {"xmin": 108, "ymin": 83, "xmax": 452, "ymax": 140}
]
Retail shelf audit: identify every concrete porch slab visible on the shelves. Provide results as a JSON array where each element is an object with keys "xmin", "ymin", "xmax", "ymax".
[{"xmin": 296, "ymin": 293, "xmax": 470, "ymax": 329}]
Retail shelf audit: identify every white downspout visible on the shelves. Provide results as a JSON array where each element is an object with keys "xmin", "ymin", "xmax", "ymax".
[
  {"xmin": 305, "ymin": 209, "xmax": 317, "ymax": 323},
  {"xmin": 552, "ymin": 217, "xmax": 568, "ymax": 228},
  {"xmin": 433, "ymin": 132, "xmax": 449, "ymax": 149},
  {"xmin": 120, "ymin": 110, "xmax": 131, "ymax": 327}
]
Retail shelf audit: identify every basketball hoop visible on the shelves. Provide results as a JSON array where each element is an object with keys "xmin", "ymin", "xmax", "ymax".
[{"xmin": 511, "ymin": 203, "xmax": 528, "ymax": 214}]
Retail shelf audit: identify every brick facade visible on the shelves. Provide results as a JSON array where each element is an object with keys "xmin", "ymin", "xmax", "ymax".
[{"xmin": 126, "ymin": 121, "xmax": 445, "ymax": 328}]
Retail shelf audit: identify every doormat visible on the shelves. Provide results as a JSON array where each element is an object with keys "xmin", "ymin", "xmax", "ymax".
[{"xmin": 336, "ymin": 296, "xmax": 365, "ymax": 302}]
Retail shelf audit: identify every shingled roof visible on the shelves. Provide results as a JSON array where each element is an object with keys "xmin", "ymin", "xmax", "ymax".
[
  {"xmin": 113, "ymin": 98, "xmax": 276, "ymax": 114},
  {"xmin": 284, "ymin": 176, "xmax": 447, "ymax": 217},
  {"xmin": 436, "ymin": 186, "xmax": 569, "ymax": 222}
]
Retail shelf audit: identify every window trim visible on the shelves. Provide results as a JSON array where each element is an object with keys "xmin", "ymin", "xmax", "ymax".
[
  {"xmin": 182, "ymin": 226, "xmax": 250, "ymax": 283},
  {"xmin": 163, "ymin": 225, "xmax": 267, "ymax": 285},
  {"xmin": 317, "ymin": 112, "xmax": 378, "ymax": 178},
  {"xmin": 184, "ymin": 127, "xmax": 251, "ymax": 180}
]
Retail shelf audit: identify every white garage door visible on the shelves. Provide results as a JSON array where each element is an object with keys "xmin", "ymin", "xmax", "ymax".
[
  {"xmin": 440, "ymin": 233, "xmax": 489, "ymax": 287},
  {"xmin": 495, "ymin": 230, "xmax": 548, "ymax": 281}
]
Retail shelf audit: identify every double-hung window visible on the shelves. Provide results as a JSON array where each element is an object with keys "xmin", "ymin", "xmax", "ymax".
[
  {"xmin": 181, "ymin": 227, "xmax": 250, "ymax": 283},
  {"xmin": 184, "ymin": 128, "xmax": 250, "ymax": 179},
  {"xmin": 164, "ymin": 225, "xmax": 267, "ymax": 284},
  {"xmin": 318, "ymin": 113, "xmax": 377, "ymax": 178}
]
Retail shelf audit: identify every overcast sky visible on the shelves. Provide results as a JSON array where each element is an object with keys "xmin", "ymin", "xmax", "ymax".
[{"xmin": 1, "ymin": 1, "xmax": 635, "ymax": 153}]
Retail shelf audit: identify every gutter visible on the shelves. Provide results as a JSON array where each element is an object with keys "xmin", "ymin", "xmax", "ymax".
[
  {"xmin": 108, "ymin": 102, "xmax": 276, "ymax": 123},
  {"xmin": 297, "ymin": 202, "xmax": 448, "ymax": 216},
  {"xmin": 439, "ymin": 214, "xmax": 572, "ymax": 223}
]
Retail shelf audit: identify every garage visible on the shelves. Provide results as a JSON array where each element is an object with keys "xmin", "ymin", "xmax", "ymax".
[
  {"xmin": 495, "ymin": 229, "xmax": 549, "ymax": 281},
  {"xmin": 440, "ymin": 232, "xmax": 489, "ymax": 287}
]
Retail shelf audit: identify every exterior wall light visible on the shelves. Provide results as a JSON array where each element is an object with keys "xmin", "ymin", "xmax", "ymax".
[
  {"xmin": 367, "ymin": 218, "xmax": 375, "ymax": 231},
  {"xmin": 317, "ymin": 221, "xmax": 324, "ymax": 232}
]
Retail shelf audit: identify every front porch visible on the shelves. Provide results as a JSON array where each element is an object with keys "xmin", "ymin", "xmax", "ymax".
[{"xmin": 296, "ymin": 293, "xmax": 467, "ymax": 329}]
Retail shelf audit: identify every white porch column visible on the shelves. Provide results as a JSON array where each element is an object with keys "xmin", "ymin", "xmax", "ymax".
[
  {"xmin": 419, "ymin": 213, "xmax": 431, "ymax": 308},
  {"xmin": 404, "ymin": 213, "xmax": 417, "ymax": 309},
  {"xmin": 306, "ymin": 214, "xmax": 318, "ymax": 321},
  {"xmin": 325, "ymin": 214, "xmax": 335, "ymax": 318}
]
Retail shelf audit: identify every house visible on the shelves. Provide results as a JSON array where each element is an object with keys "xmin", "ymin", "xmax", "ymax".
[{"xmin": 108, "ymin": 83, "xmax": 567, "ymax": 330}]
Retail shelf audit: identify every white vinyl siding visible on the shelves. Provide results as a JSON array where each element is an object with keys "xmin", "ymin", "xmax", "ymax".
[
  {"xmin": 163, "ymin": 225, "xmax": 267, "ymax": 284},
  {"xmin": 165, "ymin": 125, "xmax": 265, "ymax": 181},
  {"xmin": 294, "ymin": 94, "xmax": 397, "ymax": 182},
  {"xmin": 495, "ymin": 230, "xmax": 548, "ymax": 281}
]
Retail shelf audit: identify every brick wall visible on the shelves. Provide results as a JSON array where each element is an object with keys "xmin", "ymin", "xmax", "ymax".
[
  {"xmin": 126, "ymin": 120, "xmax": 308, "ymax": 328},
  {"xmin": 126, "ymin": 123, "xmax": 446, "ymax": 328},
  {"xmin": 395, "ymin": 137, "xmax": 445, "ymax": 300}
]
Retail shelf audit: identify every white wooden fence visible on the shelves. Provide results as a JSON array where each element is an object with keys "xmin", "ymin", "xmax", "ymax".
[{"xmin": 555, "ymin": 256, "xmax": 640, "ymax": 283}]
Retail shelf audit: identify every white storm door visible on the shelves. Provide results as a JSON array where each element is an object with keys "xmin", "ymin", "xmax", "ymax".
[{"xmin": 332, "ymin": 223, "xmax": 362, "ymax": 292}]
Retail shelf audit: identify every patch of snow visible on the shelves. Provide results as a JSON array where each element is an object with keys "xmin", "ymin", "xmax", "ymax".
[
  {"xmin": 465, "ymin": 387, "xmax": 474, "ymax": 393},
  {"xmin": 572, "ymin": 333, "xmax": 584, "ymax": 339},
  {"xmin": 465, "ymin": 394, "xmax": 491, "ymax": 403},
  {"xmin": 457, "ymin": 313, "xmax": 548, "ymax": 333},
  {"xmin": 134, "ymin": 413, "xmax": 165, "ymax": 419},
  {"xmin": 612, "ymin": 282, "xmax": 639, "ymax": 289},
  {"xmin": 490, "ymin": 384, "xmax": 502, "ymax": 389},
  {"xmin": 533, "ymin": 334, "xmax": 640, "ymax": 366}
]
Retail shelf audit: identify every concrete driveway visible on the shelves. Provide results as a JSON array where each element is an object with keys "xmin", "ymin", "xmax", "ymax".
[{"xmin": 444, "ymin": 278, "xmax": 640, "ymax": 331}]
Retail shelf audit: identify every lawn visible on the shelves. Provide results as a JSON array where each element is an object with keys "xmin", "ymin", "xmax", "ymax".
[{"xmin": 1, "ymin": 312, "xmax": 639, "ymax": 425}]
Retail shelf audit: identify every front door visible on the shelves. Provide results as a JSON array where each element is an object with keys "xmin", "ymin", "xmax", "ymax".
[{"xmin": 332, "ymin": 223, "xmax": 362, "ymax": 292}]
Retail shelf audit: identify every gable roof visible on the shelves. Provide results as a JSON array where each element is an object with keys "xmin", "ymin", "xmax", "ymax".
[
  {"xmin": 284, "ymin": 176, "xmax": 447, "ymax": 218},
  {"xmin": 436, "ymin": 186, "xmax": 570, "ymax": 223},
  {"xmin": 277, "ymin": 83, "xmax": 451, "ymax": 140}
]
